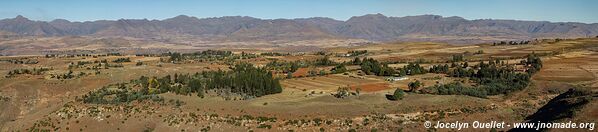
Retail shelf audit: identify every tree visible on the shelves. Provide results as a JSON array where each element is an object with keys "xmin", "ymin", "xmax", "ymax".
[
  {"xmin": 360, "ymin": 58, "xmax": 395, "ymax": 76},
  {"xmin": 408, "ymin": 80, "xmax": 421, "ymax": 92},
  {"xmin": 402, "ymin": 62, "xmax": 426, "ymax": 75},
  {"xmin": 187, "ymin": 79, "xmax": 201, "ymax": 95},
  {"xmin": 286, "ymin": 72, "xmax": 293, "ymax": 79},
  {"xmin": 315, "ymin": 56, "xmax": 335, "ymax": 66},
  {"xmin": 112, "ymin": 57, "xmax": 131, "ymax": 63},
  {"xmin": 290, "ymin": 62, "xmax": 299, "ymax": 72},
  {"xmin": 334, "ymin": 87, "xmax": 350, "ymax": 98},
  {"xmin": 319, "ymin": 70, "xmax": 326, "ymax": 75},
  {"xmin": 352, "ymin": 57, "xmax": 362, "ymax": 65},
  {"xmin": 475, "ymin": 50, "xmax": 484, "ymax": 54},
  {"xmin": 452, "ymin": 54, "xmax": 464, "ymax": 62},
  {"xmin": 355, "ymin": 86, "xmax": 361, "ymax": 96},
  {"xmin": 331, "ymin": 64, "xmax": 347, "ymax": 74},
  {"xmin": 392, "ymin": 88, "xmax": 405, "ymax": 100}
]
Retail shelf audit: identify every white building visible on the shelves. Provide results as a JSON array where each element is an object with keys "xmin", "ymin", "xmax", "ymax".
[{"xmin": 386, "ymin": 77, "xmax": 408, "ymax": 82}]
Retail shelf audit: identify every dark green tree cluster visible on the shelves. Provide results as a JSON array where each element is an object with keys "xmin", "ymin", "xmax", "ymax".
[
  {"xmin": 399, "ymin": 63, "xmax": 426, "ymax": 76},
  {"xmin": 69, "ymin": 61, "xmax": 93, "ymax": 69},
  {"xmin": 452, "ymin": 54, "xmax": 464, "ymax": 62},
  {"xmin": 521, "ymin": 53, "xmax": 542, "ymax": 74},
  {"xmin": 77, "ymin": 61, "xmax": 92, "ymax": 65},
  {"xmin": 359, "ymin": 58, "xmax": 395, "ymax": 76},
  {"xmin": 135, "ymin": 54, "xmax": 160, "ymax": 57},
  {"xmin": 448, "ymin": 66, "xmax": 475, "ymax": 77},
  {"xmin": 96, "ymin": 61, "xmax": 123, "ymax": 68},
  {"xmin": 112, "ymin": 57, "xmax": 131, "ymax": 63},
  {"xmin": 331, "ymin": 64, "xmax": 348, "ymax": 74},
  {"xmin": 81, "ymin": 83, "xmax": 163, "ymax": 104},
  {"xmin": 347, "ymin": 50, "xmax": 367, "ymax": 56},
  {"xmin": 386, "ymin": 88, "xmax": 405, "ymax": 100},
  {"xmin": 316, "ymin": 51, "xmax": 327, "ymax": 55},
  {"xmin": 424, "ymin": 82, "xmax": 487, "ymax": 98},
  {"xmin": 153, "ymin": 63, "xmax": 283, "ymax": 97},
  {"xmin": 167, "ymin": 52, "xmax": 183, "ymax": 62},
  {"xmin": 266, "ymin": 57, "xmax": 341, "ymax": 75},
  {"xmin": 314, "ymin": 56, "xmax": 336, "ymax": 66},
  {"xmin": 107, "ymin": 53, "xmax": 122, "ymax": 56},
  {"xmin": 82, "ymin": 63, "xmax": 283, "ymax": 104},
  {"xmin": 265, "ymin": 60, "xmax": 302, "ymax": 73},
  {"xmin": 202, "ymin": 63, "xmax": 283, "ymax": 97},
  {"xmin": 475, "ymin": 50, "xmax": 484, "ymax": 54},
  {"xmin": 429, "ymin": 64, "xmax": 449, "ymax": 74},
  {"xmin": 408, "ymin": 80, "xmax": 422, "ymax": 92},
  {"xmin": 1, "ymin": 59, "xmax": 38, "ymax": 64},
  {"xmin": 51, "ymin": 70, "xmax": 76, "ymax": 79},
  {"xmin": 352, "ymin": 57, "xmax": 362, "ymax": 65},
  {"xmin": 493, "ymin": 40, "xmax": 531, "ymax": 46},
  {"xmin": 196, "ymin": 50, "xmax": 232, "ymax": 56},
  {"xmin": 166, "ymin": 50, "xmax": 236, "ymax": 62},
  {"xmin": 260, "ymin": 52, "xmax": 290, "ymax": 56},
  {"xmin": 6, "ymin": 67, "xmax": 50, "ymax": 78}
]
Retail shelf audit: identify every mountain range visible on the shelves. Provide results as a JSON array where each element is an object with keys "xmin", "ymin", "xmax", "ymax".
[{"xmin": 1, "ymin": 14, "xmax": 598, "ymax": 44}]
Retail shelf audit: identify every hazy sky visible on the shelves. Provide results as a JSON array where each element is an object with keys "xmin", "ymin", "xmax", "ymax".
[{"xmin": 1, "ymin": 0, "xmax": 597, "ymax": 23}]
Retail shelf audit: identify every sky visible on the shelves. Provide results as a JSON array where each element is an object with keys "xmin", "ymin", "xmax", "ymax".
[{"xmin": 1, "ymin": 0, "xmax": 597, "ymax": 23}]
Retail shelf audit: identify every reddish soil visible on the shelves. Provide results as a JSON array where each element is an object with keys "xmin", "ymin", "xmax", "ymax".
[
  {"xmin": 349, "ymin": 82, "xmax": 391, "ymax": 92},
  {"xmin": 292, "ymin": 68, "xmax": 309, "ymax": 77}
]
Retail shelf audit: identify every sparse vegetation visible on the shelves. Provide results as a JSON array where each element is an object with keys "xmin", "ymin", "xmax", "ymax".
[
  {"xmin": 422, "ymin": 53, "xmax": 542, "ymax": 98},
  {"xmin": 5, "ymin": 67, "xmax": 51, "ymax": 78},
  {"xmin": 112, "ymin": 57, "xmax": 131, "ymax": 63}
]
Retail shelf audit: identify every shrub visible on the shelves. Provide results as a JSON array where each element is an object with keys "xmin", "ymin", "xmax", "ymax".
[{"xmin": 387, "ymin": 88, "xmax": 405, "ymax": 100}]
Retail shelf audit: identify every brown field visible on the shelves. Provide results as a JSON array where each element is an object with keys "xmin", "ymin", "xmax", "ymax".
[
  {"xmin": 282, "ymin": 74, "xmax": 385, "ymax": 92},
  {"xmin": 534, "ymin": 51, "xmax": 598, "ymax": 88}
]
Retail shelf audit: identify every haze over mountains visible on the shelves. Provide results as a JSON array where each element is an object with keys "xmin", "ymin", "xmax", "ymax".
[{"xmin": 1, "ymin": 14, "xmax": 598, "ymax": 43}]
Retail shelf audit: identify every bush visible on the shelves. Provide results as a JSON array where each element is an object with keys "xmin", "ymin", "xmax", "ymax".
[
  {"xmin": 333, "ymin": 87, "xmax": 351, "ymax": 98},
  {"xmin": 408, "ymin": 80, "xmax": 421, "ymax": 92},
  {"xmin": 387, "ymin": 88, "xmax": 405, "ymax": 100},
  {"xmin": 112, "ymin": 58, "xmax": 131, "ymax": 63},
  {"xmin": 394, "ymin": 88, "xmax": 405, "ymax": 100}
]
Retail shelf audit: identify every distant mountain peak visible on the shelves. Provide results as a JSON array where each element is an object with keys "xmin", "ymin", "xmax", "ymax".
[
  {"xmin": 164, "ymin": 15, "xmax": 200, "ymax": 22},
  {"xmin": 14, "ymin": 15, "xmax": 29, "ymax": 21},
  {"xmin": 360, "ymin": 13, "xmax": 387, "ymax": 18},
  {"xmin": 347, "ymin": 13, "xmax": 390, "ymax": 22},
  {"xmin": 50, "ymin": 19, "xmax": 71, "ymax": 23},
  {"xmin": 171, "ymin": 15, "xmax": 194, "ymax": 20}
]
